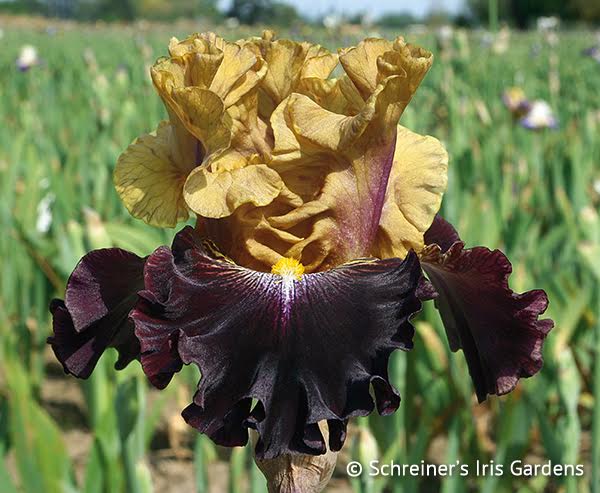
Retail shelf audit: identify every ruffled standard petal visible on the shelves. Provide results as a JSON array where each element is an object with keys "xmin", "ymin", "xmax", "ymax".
[
  {"xmin": 184, "ymin": 163, "xmax": 285, "ymax": 218},
  {"xmin": 243, "ymin": 33, "xmax": 338, "ymax": 117},
  {"xmin": 48, "ymin": 249, "xmax": 145, "ymax": 377},
  {"xmin": 372, "ymin": 126, "xmax": 448, "ymax": 259},
  {"xmin": 119, "ymin": 34, "xmax": 269, "ymax": 228},
  {"xmin": 339, "ymin": 37, "xmax": 433, "ymax": 107},
  {"xmin": 202, "ymin": 36, "xmax": 440, "ymax": 273},
  {"xmin": 114, "ymin": 121, "xmax": 197, "ymax": 227},
  {"xmin": 151, "ymin": 35, "xmax": 265, "ymax": 150},
  {"xmin": 131, "ymin": 226, "xmax": 422, "ymax": 459},
  {"xmin": 420, "ymin": 216, "xmax": 554, "ymax": 402}
]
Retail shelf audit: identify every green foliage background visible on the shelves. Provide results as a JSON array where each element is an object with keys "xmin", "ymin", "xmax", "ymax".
[{"xmin": 1, "ymin": 19, "xmax": 599, "ymax": 493}]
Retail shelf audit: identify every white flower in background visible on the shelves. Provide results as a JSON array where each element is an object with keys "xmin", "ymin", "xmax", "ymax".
[
  {"xmin": 361, "ymin": 12, "xmax": 375, "ymax": 29},
  {"xmin": 436, "ymin": 25, "xmax": 454, "ymax": 44},
  {"xmin": 580, "ymin": 205, "xmax": 598, "ymax": 223},
  {"xmin": 225, "ymin": 17, "xmax": 240, "ymax": 29},
  {"xmin": 480, "ymin": 29, "xmax": 494, "ymax": 47},
  {"xmin": 545, "ymin": 31, "xmax": 559, "ymax": 47},
  {"xmin": 520, "ymin": 100, "xmax": 559, "ymax": 130},
  {"xmin": 39, "ymin": 177, "xmax": 50, "ymax": 189},
  {"xmin": 492, "ymin": 26, "xmax": 510, "ymax": 54},
  {"xmin": 36, "ymin": 193, "xmax": 55, "ymax": 234},
  {"xmin": 407, "ymin": 24, "xmax": 427, "ymax": 36},
  {"xmin": 537, "ymin": 16, "xmax": 559, "ymax": 32},
  {"xmin": 323, "ymin": 14, "xmax": 342, "ymax": 30},
  {"xmin": 16, "ymin": 45, "xmax": 39, "ymax": 71}
]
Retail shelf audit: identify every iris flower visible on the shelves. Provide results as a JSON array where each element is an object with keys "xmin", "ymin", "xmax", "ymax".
[
  {"xmin": 519, "ymin": 100, "xmax": 559, "ymax": 130},
  {"xmin": 49, "ymin": 32, "xmax": 553, "ymax": 460},
  {"xmin": 502, "ymin": 87, "xmax": 530, "ymax": 117},
  {"xmin": 582, "ymin": 45, "xmax": 600, "ymax": 63},
  {"xmin": 502, "ymin": 88, "xmax": 558, "ymax": 130},
  {"xmin": 16, "ymin": 44, "xmax": 39, "ymax": 71}
]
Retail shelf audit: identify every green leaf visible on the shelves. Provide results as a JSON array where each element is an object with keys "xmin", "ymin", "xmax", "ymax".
[{"xmin": 4, "ymin": 357, "xmax": 75, "ymax": 493}]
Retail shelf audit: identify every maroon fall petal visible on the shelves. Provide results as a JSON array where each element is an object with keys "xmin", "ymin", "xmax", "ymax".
[
  {"xmin": 131, "ymin": 226, "xmax": 422, "ymax": 459},
  {"xmin": 420, "ymin": 216, "xmax": 554, "ymax": 402},
  {"xmin": 65, "ymin": 249, "xmax": 146, "ymax": 332},
  {"xmin": 423, "ymin": 214, "xmax": 460, "ymax": 253},
  {"xmin": 48, "ymin": 248, "xmax": 146, "ymax": 377}
]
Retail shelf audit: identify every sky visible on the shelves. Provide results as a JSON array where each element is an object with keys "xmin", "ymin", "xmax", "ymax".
[{"xmin": 219, "ymin": 0, "xmax": 466, "ymax": 19}]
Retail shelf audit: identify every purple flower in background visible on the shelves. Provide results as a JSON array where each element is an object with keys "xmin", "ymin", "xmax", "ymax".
[{"xmin": 582, "ymin": 45, "xmax": 600, "ymax": 63}]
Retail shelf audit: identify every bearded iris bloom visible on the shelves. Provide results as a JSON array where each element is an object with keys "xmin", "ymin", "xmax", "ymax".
[
  {"xmin": 519, "ymin": 100, "xmax": 559, "ymax": 130},
  {"xmin": 502, "ymin": 87, "xmax": 530, "ymax": 117},
  {"xmin": 49, "ymin": 32, "xmax": 553, "ymax": 460},
  {"xmin": 583, "ymin": 45, "xmax": 600, "ymax": 64},
  {"xmin": 16, "ymin": 44, "xmax": 39, "ymax": 71},
  {"xmin": 502, "ymin": 87, "xmax": 558, "ymax": 130}
]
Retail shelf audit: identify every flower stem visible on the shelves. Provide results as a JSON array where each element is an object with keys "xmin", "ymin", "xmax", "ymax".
[
  {"xmin": 253, "ymin": 422, "xmax": 338, "ymax": 493},
  {"xmin": 255, "ymin": 451, "xmax": 337, "ymax": 493}
]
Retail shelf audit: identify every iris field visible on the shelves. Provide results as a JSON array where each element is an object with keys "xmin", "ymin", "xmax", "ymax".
[{"xmin": 1, "ymin": 16, "xmax": 599, "ymax": 493}]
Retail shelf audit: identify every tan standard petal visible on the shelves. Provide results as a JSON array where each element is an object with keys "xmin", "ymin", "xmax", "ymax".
[
  {"xmin": 184, "ymin": 164, "xmax": 284, "ymax": 218},
  {"xmin": 339, "ymin": 38, "xmax": 393, "ymax": 98},
  {"xmin": 224, "ymin": 38, "xmax": 440, "ymax": 271},
  {"xmin": 340, "ymin": 37, "xmax": 433, "ymax": 111},
  {"xmin": 244, "ymin": 34, "xmax": 338, "ymax": 119},
  {"xmin": 114, "ymin": 121, "xmax": 196, "ymax": 227},
  {"xmin": 298, "ymin": 75, "xmax": 364, "ymax": 116},
  {"xmin": 209, "ymin": 42, "xmax": 265, "ymax": 108},
  {"xmin": 150, "ymin": 34, "xmax": 266, "ymax": 167},
  {"xmin": 169, "ymin": 87, "xmax": 231, "ymax": 155},
  {"xmin": 372, "ymin": 126, "xmax": 448, "ymax": 259}
]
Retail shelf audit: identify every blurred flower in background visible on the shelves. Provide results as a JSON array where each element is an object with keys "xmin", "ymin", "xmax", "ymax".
[
  {"xmin": 82, "ymin": 47, "xmax": 99, "ymax": 73},
  {"xmin": 520, "ymin": 100, "xmax": 559, "ymax": 130},
  {"xmin": 536, "ymin": 16, "xmax": 560, "ymax": 32},
  {"xmin": 436, "ymin": 24, "xmax": 454, "ymax": 50},
  {"xmin": 492, "ymin": 25, "xmax": 510, "ymax": 54},
  {"xmin": 16, "ymin": 44, "xmax": 39, "ymax": 71},
  {"xmin": 503, "ymin": 87, "xmax": 558, "ymax": 130},
  {"xmin": 36, "ymin": 193, "xmax": 54, "ymax": 234},
  {"xmin": 582, "ymin": 45, "xmax": 600, "ymax": 63},
  {"xmin": 225, "ymin": 17, "xmax": 241, "ymax": 29},
  {"xmin": 502, "ymin": 86, "xmax": 530, "ymax": 116},
  {"xmin": 322, "ymin": 13, "xmax": 342, "ymax": 30}
]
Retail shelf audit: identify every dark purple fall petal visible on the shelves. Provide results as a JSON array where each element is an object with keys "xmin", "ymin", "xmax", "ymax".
[
  {"xmin": 416, "ymin": 276, "xmax": 437, "ymax": 301},
  {"xmin": 421, "ymin": 216, "xmax": 554, "ymax": 402},
  {"xmin": 48, "ymin": 248, "xmax": 145, "ymax": 377},
  {"xmin": 131, "ymin": 226, "xmax": 422, "ymax": 459},
  {"xmin": 423, "ymin": 214, "xmax": 460, "ymax": 253}
]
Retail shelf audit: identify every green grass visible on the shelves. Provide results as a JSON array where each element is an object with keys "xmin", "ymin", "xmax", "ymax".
[{"xmin": 1, "ymin": 19, "xmax": 599, "ymax": 492}]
